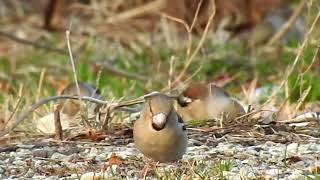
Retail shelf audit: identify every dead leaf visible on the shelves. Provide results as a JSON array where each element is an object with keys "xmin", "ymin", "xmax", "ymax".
[
  {"xmin": 107, "ymin": 152, "xmax": 122, "ymax": 166},
  {"xmin": 282, "ymin": 156, "xmax": 302, "ymax": 165},
  {"xmin": 86, "ymin": 129, "xmax": 106, "ymax": 141}
]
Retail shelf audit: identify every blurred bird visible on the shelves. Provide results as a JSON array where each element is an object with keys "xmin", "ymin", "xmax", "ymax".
[
  {"xmin": 36, "ymin": 82, "xmax": 102, "ymax": 133},
  {"xmin": 177, "ymin": 83, "xmax": 245, "ymax": 123},
  {"xmin": 133, "ymin": 92, "xmax": 187, "ymax": 163},
  {"xmin": 59, "ymin": 82, "xmax": 102, "ymax": 117}
]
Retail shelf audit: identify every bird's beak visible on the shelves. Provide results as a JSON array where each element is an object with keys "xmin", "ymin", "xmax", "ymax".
[{"xmin": 152, "ymin": 113, "xmax": 167, "ymax": 131}]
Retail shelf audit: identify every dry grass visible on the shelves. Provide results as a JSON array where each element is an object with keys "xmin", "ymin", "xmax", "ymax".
[{"xmin": 0, "ymin": 1, "xmax": 319, "ymax": 178}]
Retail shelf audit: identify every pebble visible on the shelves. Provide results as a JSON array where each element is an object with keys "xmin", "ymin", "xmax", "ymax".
[
  {"xmin": 12, "ymin": 160, "xmax": 25, "ymax": 166},
  {"xmin": 24, "ymin": 169, "xmax": 35, "ymax": 178},
  {"xmin": 32, "ymin": 149, "xmax": 52, "ymax": 158},
  {"xmin": 265, "ymin": 168, "xmax": 282, "ymax": 177},
  {"xmin": 287, "ymin": 169, "xmax": 304, "ymax": 180},
  {"xmin": 80, "ymin": 172, "xmax": 110, "ymax": 180},
  {"xmin": 57, "ymin": 145, "xmax": 79, "ymax": 155},
  {"xmin": 286, "ymin": 143, "xmax": 299, "ymax": 156},
  {"xmin": 51, "ymin": 152, "xmax": 70, "ymax": 162},
  {"xmin": 0, "ymin": 138, "xmax": 319, "ymax": 179}
]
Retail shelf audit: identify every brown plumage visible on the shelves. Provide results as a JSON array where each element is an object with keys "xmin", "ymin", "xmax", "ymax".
[
  {"xmin": 133, "ymin": 93, "xmax": 187, "ymax": 163},
  {"xmin": 59, "ymin": 82, "xmax": 102, "ymax": 117},
  {"xmin": 177, "ymin": 83, "xmax": 245, "ymax": 123}
]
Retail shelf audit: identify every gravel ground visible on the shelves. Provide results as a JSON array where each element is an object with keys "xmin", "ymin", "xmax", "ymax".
[{"xmin": 0, "ymin": 129, "xmax": 319, "ymax": 180}]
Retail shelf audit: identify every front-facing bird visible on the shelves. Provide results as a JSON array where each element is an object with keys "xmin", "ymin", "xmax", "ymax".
[{"xmin": 133, "ymin": 93, "xmax": 188, "ymax": 163}]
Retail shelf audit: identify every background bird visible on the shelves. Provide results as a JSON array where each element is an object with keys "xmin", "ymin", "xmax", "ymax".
[
  {"xmin": 177, "ymin": 83, "xmax": 245, "ymax": 124},
  {"xmin": 59, "ymin": 82, "xmax": 102, "ymax": 117}
]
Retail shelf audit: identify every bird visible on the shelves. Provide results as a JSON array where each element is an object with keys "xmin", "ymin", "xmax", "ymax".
[
  {"xmin": 59, "ymin": 82, "xmax": 102, "ymax": 117},
  {"xmin": 133, "ymin": 92, "xmax": 188, "ymax": 163},
  {"xmin": 176, "ymin": 83, "xmax": 245, "ymax": 123},
  {"xmin": 36, "ymin": 82, "xmax": 102, "ymax": 134}
]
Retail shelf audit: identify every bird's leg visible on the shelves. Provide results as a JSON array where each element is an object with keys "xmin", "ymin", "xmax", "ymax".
[
  {"xmin": 139, "ymin": 160, "xmax": 159, "ymax": 178},
  {"xmin": 139, "ymin": 162, "xmax": 149, "ymax": 178}
]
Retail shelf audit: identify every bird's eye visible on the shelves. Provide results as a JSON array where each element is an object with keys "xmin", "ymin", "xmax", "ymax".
[
  {"xmin": 177, "ymin": 96, "xmax": 192, "ymax": 107},
  {"xmin": 182, "ymin": 125, "xmax": 186, "ymax": 131}
]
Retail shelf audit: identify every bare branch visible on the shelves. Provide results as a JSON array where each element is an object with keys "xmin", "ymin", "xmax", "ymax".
[{"xmin": 0, "ymin": 30, "xmax": 67, "ymax": 54}]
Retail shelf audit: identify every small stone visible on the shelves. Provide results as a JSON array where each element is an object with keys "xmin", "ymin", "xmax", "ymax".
[
  {"xmin": 32, "ymin": 175, "xmax": 47, "ymax": 179},
  {"xmin": 127, "ymin": 143, "xmax": 135, "ymax": 148},
  {"xmin": 34, "ymin": 160, "xmax": 46, "ymax": 169},
  {"xmin": 288, "ymin": 169, "xmax": 304, "ymax": 180},
  {"xmin": 80, "ymin": 172, "xmax": 110, "ymax": 180},
  {"xmin": 13, "ymin": 160, "xmax": 26, "ymax": 166},
  {"xmin": 9, "ymin": 152, "xmax": 17, "ymax": 157},
  {"xmin": 17, "ymin": 148, "xmax": 31, "ymax": 156},
  {"xmin": 247, "ymin": 172, "xmax": 256, "ymax": 179},
  {"xmin": 32, "ymin": 149, "xmax": 51, "ymax": 158},
  {"xmin": 246, "ymin": 147, "xmax": 259, "ymax": 156},
  {"xmin": 51, "ymin": 152, "xmax": 69, "ymax": 162},
  {"xmin": 17, "ymin": 144, "xmax": 35, "ymax": 149},
  {"xmin": 286, "ymin": 143, "xmax": 299, "ymax": 156},
  {"xmin": 224, "ymin": 149, "xmax": 236, "ymax": 157},
  {"xmin": 68, "ymin": 154, "xmax": 82, "ymax": 163},
  {"xmin": 306, "ymin": 143, "xmax": 320, "ymax": 152},
  {"xmin": 189, "ymin": 139, "xmax": 203, "ymax": 146},
  {"xmin": 238, "ymin": 167, "xmax": 250, "ymax": 177},
  {"xmin": 88, "ymin": 147, "xmax": 99, "ymax": 158},
  {"xmin": 242, "ymin": 159, "xmax": 249, "ymax": 164},
  {"xmin": 126, "ymin": 170, "xmax": 136, "ymax": 178},
  {"xmin": 24, "ymin": 169, "xmax": 35, "ymax": 178},
  {"xmin": 10, "ymin": 168, "xmax": 20, "ymax": 176},
  {"xmin": 265, "ymin": 168, "xmax": 282, "ymax": 177},
  {"xmin": 69, "ymin": 174, "xmax": 81, "ymax": 179},
  {"xmin": 223, "ymin": 171, "xmax": 237, "ymax": 180},
  {"xmin": 57, "ymin": 145, "xmax": 79, "ymax": 155},
  {"xmin": 259, "ymin": 151, "xmax": 271, "ymax": 160}
]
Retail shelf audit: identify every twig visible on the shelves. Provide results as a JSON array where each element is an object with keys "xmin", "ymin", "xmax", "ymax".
[
  {"xmin": 187, "ymin": 0, "xmax": 203, "ymax": 57},
  {"xmin": 106, "ymin": 0, "xmax": 166, "ymax": 23},
  {"xmin": 160, "ymin": 12, "xmax": 192, "ymax": 56},
  {"xmin": 54, "ymin": 105, "xmax": 63, "ymax": 140},
  {"xmin": 5, "ymin": 97, "xmax": 23, "ymax": 128},
  {"xmin": 66, "ymin": 29, "xmax": 91, "ymax": 127},
  {"xmin": 66, "ymin": 30, "xmax": 81, "ymax": 102},
  {"xmin": 267, "ymin": 0, "xmax": 308, "ymax": 46},
  {"xmin": 0, "ymin": 30, "xmax": 67, "ymax": 54},
  {"xmin": 160, "ymin": 0, "xmax": 203, "ymax": 58},
  {"xmin": 0, "ymin": 94, "xmax": 145, "ymax": 137},
  {"xmin": 294, "ymin": 85, "xmax": 311, "ymax": 111},
  {"xmin": 302, "ymin": 45, "xmax": 320, "ymax": 74},
  {"xmin": 264, "ymin": 9, "xmax": 320, "ymax": 105},
  {"xmin": 161, "ymin": 0, "xmax": 216, "ymax": 91},
  {"xmin": 182, "ymin": 60, "xmax": 204, "ymax": 86},
  {"xmin": 36, "ymin": 68, "xmax": 46, "ymax": 102},
  {"xmin": 234, "ymin": 109, "xmax": 276, "ymax": 121},
  {"xmin": 98, "ymin": 62, "xmax": 148, "ymax": 81},
  {"xmin": 168, "ymin": 56, "xmax": 175, "ymax": 92},
  {"xmin": 174, "ymin": 0, "xmax": 216, "ymax": 82},
  {"xmin": 189, "ymin": 0, "xmax": 203, "ymax": 32},
  {"xmin": 48, "ymin": 139, "xmax": 112, "ymax": 146},
  {"xmin": 101, "ymin": 107, "xmax": 111, "ymax": 131},
  {"xmin": 0, "ymin": 95, "xmax": 107, "ymax": 137}
]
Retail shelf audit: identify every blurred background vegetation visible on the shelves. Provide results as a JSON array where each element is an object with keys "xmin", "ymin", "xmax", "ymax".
[{"xmin": 0, "ymin": 0, "xmax": 319, "ymax": 128}]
